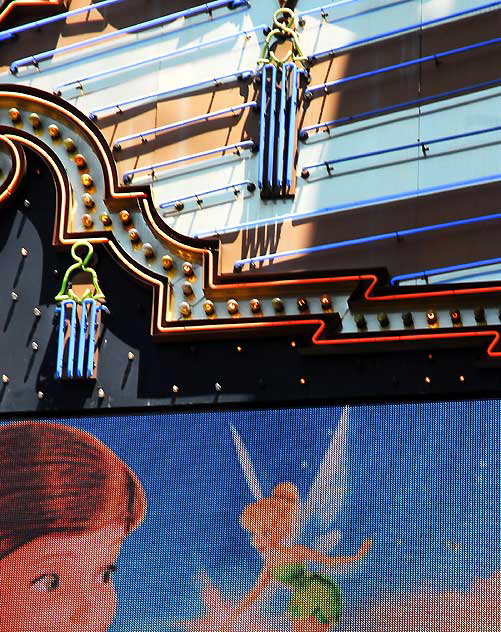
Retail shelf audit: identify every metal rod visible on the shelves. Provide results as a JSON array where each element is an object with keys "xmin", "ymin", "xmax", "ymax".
[
  {"xmin": 123, "ymin": 140, "xmax": 255, "ymax": 182},
  {"xmin": 299, "ymin": 0, "xmax": 406, "ymax": 18},
  {"xmin": 89, "ymin": 70, "xmax": 254, "ymax": 119},
  {"xmin": 308, "ymin": 1, "xmax": 501, "ymax": 63},
  {"xmin": 267, "ymin": 65, "xmax": 277, "ymax": 188},
  {"xmin": 114, "ymin": 101, "xmax": 256, "ymax": 147},
  {"xmin": 285, "ymin": 63, "xmax": 298, "ymax": 187},
  {"xmin": 85, "ymin": 299, "xmax": 99, "ymax": 379},
  {"xmin": 10, "ymin": 0, "xmax": 250, "ymax": 73},
  {"xmin": 391, "ymin": 257, "xmax": 501, "ymax": 285},
  {"xmin": 258, "ymin": 65, "xmax": 268, "ymax": 190},
  {"xmin": 300, "ymin": 77, "xmax": 501, "ymax": 136},
  {"xmin": 276, "ymin": 65, "xmax": 288, "ymax": 189},
  {"xmin": 302, "ymin": 124, "xmax": 501, "ymax": 173},
  {"xmin": 55, "ymin": 23, "xmax": 264, "ymax": 95},
  {"xmin": 194, "ymin": 172, "xmax": 501, "ymax": 238},
  {"xmin": 307, "ymin": 35, "xmax": 501, "ymax": 97},
  {"xmin": 234, "ymin": 211, "xmax": 501, "ymax": 267},
  {"xmin": 76, "ymin": 300, "xmax": 89, "ymax": 379},
  {"xmin": 160, "ymin": 180, "xmax": 254, "ymax": 211},
  {"xmin": 0, "ymin": 0, "xmax": 126, "ymax": 43}
]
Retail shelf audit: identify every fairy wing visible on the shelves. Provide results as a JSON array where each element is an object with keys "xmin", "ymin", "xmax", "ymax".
[{"xmin": 230, "ymin": 424, "xmax": 263, "ymax": 500}]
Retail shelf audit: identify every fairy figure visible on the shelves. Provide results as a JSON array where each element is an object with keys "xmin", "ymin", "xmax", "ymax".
[{"xmin": 220, "ymin": 407, "xmax": 372, "ymax": 632}]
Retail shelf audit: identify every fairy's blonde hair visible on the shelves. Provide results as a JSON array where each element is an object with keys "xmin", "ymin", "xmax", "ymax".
[{"xmin": 240, "ymin": 482, "xmax": 299, "ymax": 533}]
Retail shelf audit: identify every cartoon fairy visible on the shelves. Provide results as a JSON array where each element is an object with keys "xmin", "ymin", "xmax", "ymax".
[{"xmin": 0, "ymin": 421, "xmax": 146, "ymax": 632}]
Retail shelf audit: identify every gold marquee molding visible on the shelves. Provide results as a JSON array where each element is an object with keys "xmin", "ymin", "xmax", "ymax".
[{"xmin": 2, "ymin": 84, "xmax": 501, "ymax": 357}]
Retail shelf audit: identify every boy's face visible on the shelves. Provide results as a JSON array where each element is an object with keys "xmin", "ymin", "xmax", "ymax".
[{"xmin": 0, "ymin": 523, "xmax": 126, "ymax": 632}]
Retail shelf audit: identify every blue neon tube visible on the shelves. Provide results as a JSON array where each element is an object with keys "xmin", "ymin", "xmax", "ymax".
[
  {"xmin": 56, "ymin": 23, "xmax": 265, "ymax": 95},
  {"xmin": 55, "ymin": 304, "xmax": 66, "ymax": 379},
  {"xmin": 114, "ymin": 101, "xmax": 256, "ymax": 147},
  {"xmin": 234, "ymin": 211, "xmax": 501, "ymax": 267},
  {"xmin": 267, "ymin": 65, "xmax": 277, "ymax": 188},
  {"xmin": 88, "ymin": 70, "xmax": 254, "ymax": 119},
  {"xmin": 300, "ymin": 77, "xmax": 501, "ymax": 136},
  {"xmin": 0, "ymin": 0, "xmax": 125, "ymax": 43},
  {"xmin": 308, "ymin": 1, "xmax": 501, "ymax": 63},
  {"xmin": 10, "ymin": 0, "xmax": 250, "ymax": 73},
  {"xmin": 276, "ymin": 65, "xmax": 288, "ymax": 189},
  {"xmin": 84, "ymin": 299, "xmax": 98, "ymax": 379},
  {"xmin": 391, "ymin": 257, "xmax": 501, "ymax": 285},
  {"xmin": 123, "ymin": 140, "xmax": 255, "ymax": 182},
  {"xmin": 76, "ymin": 301, "xmax": 89, "ymax": 379},
  {"xmin": 302, "ymin": 124, "xmax": 501, "ymax": 174},
  {"xmin": 258, "ymin": 65, "xmax": 268, "ymax": 190},
  {"xmin": 160, "ymin": 180, "xmax": 255, "ymax": 211},
  {"xmin": 307, "ymin": 35, "xmax": 501, "ymax": 97},
  {"xmin": 194, "ymin": 172, "xmax": 501, "ymax": 238},
  {"xmin": 286, "ymin": 64, "xmax": 298, "ymax": 187}
]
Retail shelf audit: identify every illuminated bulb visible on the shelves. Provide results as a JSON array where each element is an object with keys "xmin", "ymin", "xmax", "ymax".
[
  {"xmin": 354, "ymin": 313, "xmax": 366, "ymax": 329},
  {"xmin": 459, "ymin": 375, "xmax": 465, "ymax": 382},
  {"xmin": 249, "ymin": 298, "xmax": 261, "ymax": 313},
  {"xmin": 320, "ymin": 294, "xmax": 332, "ymax": 310},
  {"xmin": 179, "ymin": 301, "xmax": 191, "ymax": 317},
  {"xmin": 74, "ymin": 154, "xmax": 86, "ymax": 168},
  {"xmin": 128, "ymin": 228, "xmax": 139, "ymax": 243},
  {"xmin": 426, "ymin": 310, "xmax": 438, "ymax": 325},
  {"xmin": 474, "ymin": 307, "xmax": 485, "ymax": 323},
  {"xmin": 142, "ymin": 243, "xmax": 154, "ymax": 258},
  {"xmin": 82, "ymin": 214, "xmax": 94, "ymax": 228},
  {"xmin": 100, "ymin": 214, "xmax": 112, "ymax": 226},
  {"xmin": 1, "ymin": 374, "xmax": 9, "ymax": 384},
  {"xmin": 227, "ymin": 299, "xmax": 239, "ymax": 315},
  {"xmin": 402, "ymin": 311, "xmax": 413, "ymax": 327},
  {"xmin": 290, "ymin": 340, "xmax": 296, "ymax": 348},
  {"xmin": 203, "ymin": 300, "xmax": 215, "ymax": 315},
  {"xmin": 297, "ymin": 297, "xmax": 309, "ymax": 312},
  {"xmin": 119, "ymin": 210, "xmax": 131, "ymax": 225},
  {"xmin": 81, "ymin": 173, "xmax": 93, "ymax": 187},
  {"xmin": 377, "ymin": 312, "xmax": 389, "ymax": 327},
  {"xmin": 127, "ymin": 352, "xmax": 135, "ymax": 361},
  {"xmin": 162, "ymin": 255, "xmax": 173, "ymax": 270},
  {"xmin": 272, "ymin": 297, "xmax": 284, "ymax": 313},
  {"xmin": 236, "ymin": 345, "xmax": 243, "ymax": 352},
  {"xmin": 82, "ymin": 193, "xmax": 94, "ymax": 208},
  {"xmin": 450, "ymin": 309, "xmax": 461, "ymax": 325},
  {"xmin": 182, "ymin": 281, "xmax": 193, "ymax": 296},
  {"xmin": 299, "ymin": 377, "xmax": 307, "ymax": 385},
  {"xmin": 182, "ymin": 262, "xmax": 193, "ymax": 277},
  {"xmin": 8, "ymin": 108, "xmax": 20, "ymax": 122},
  {"xmin": 63, "ymin": 138, "xmax": 76, "ymax": 152},
  {"xmin": 28, "ymin": 113, "xmax": 41, "ymax": 129},
  {"xmin": 48, "ymin": 124, "xmax": 60, "ymax": 138},
  {"xmin": 424, "ymin": 376, "xmax": 431, "ymax": 384},
  {"xmin": 172, "ymin": 385, "xmax": 180, "ymax": 394}
]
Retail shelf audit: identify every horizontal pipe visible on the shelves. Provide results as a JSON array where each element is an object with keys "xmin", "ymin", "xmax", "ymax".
[
  {"xmin": 391, "ymin": 257, "xmax": 501, "ymax": 285},
  {"xmin": 10, "ymin": 0, "xmax": 250, "ymax": 73},
  {"xmin": 302, "ymin": 124, "xmax": 501, "ymax": 173},
  {"xmin": 308, "ymin": 1, "xmax": 501, "ymax": 64},
  {"xmin": 0, "ymin": 0, "xmax": 125, "ymax": 43},
  {"xmin": 91, "ymin": 71, "xmax": 254, "ymax": 119},
  {"xmin": 234, "ymin": 211, "xmax": 501, "ymax": 267},
  {"xmin": 194, "ymin": 172, "xmax": 501, "ymax": 237},
  {"xmin": 56, "ymin": 24, "xmax": 264, "ymax": 96},
  {"xmin": 160, "ymin": 180, "xmax": 255, "ymax": 211},
  {"xmin": 300, "ymin": 77, "xmax": 501, "ymax": 136},
  {"xmin": 299, "ymin": 0, "xmax": 386, "ymax": 18},
  {"xmin": 115, "ymin": 101, "xmax": 256, "ymax": 147},
  {"xmin": 123, "ymin": 140, "xmax": 255, "ymax": 182},
  {"xmin": 306, "ymin": 35, "xmax": 501, "ymax": 97}
]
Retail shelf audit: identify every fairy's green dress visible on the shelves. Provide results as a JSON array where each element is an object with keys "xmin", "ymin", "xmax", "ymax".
[{"xmin": 270, "ymin": 563, "xmax": 342, "ymax": 625}]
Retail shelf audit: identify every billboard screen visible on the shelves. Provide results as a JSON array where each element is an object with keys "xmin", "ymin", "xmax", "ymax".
[{"xmin": 0, "ymin": 402, "xmax": 499, "ymax": 631}]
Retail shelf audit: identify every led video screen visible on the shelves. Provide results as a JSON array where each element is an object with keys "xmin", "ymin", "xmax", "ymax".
[{"xmin": 0, "ymin": 402, "xmax": 499, "ymax": 631}]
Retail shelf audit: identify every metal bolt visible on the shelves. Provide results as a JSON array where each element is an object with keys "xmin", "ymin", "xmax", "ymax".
[
  {"xmin": 97, "ymin": 387, "xmax": 105, "ymax": 399},
  {"xmin": 127, "ymin": 351, "xmax": 135, "ymax": 361},
  {"xmin": 172, "ymin": 385, "xmax": 179, "ymax": 394},
  {"xmin": 33, "ymin": 307, "xmax": 41, "ymax": 317},
  {"xmin": 11, "ymin": 291, "xmax": 18, "ymax": 301},
  {"xmin": 23, "ymin": 199, "xmax": 30, "ymax": 208},
  {"xmin": 21, "ymin": 247, "xmax": 28, "ymax": 257},
  {"xmin": 1, "ymin": 374, "xmax": 9, "ymax": 384},
  {"xmin": 31, "ymin": 342, "xmax": 39, "ymax": 351},
  {"xmin": 37, "ymin": 390, "xmax": 44, "ymax": 399},
  {"xmin": 215, "ymin": 382, "xmax": 222, "ymax": 392}
]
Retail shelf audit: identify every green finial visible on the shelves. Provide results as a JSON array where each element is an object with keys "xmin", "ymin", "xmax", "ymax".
[
  {"xmin": 258, "ymin": 7, "xmax": 307, "ymax": 67},
  {"xmin": 55, "ymin": 240, "xmax": 105, "ymax": 304}
]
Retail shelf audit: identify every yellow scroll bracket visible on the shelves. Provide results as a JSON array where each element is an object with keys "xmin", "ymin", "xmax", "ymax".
[
  {"xmin": 55, "ymin": 240, "xmax": 106, "ymax": 303},
  {"xmin": 258, "ymin": 7, "xmax": 307, "ymax": 67}
]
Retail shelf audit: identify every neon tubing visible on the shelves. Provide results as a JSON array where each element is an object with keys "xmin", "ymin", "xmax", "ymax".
[
  {"xmin": 160, "ymin": 180, "xmax": 255, "ymax": 211},
  {"xmin": 258, "ymin": 65, "xmax": 267, "ymax": 189},
  {"xmin": 76, "ymin": 299, "xmax": 90, "ymax": 379},
  {"xmin": 55, "ymin": 300, "xmax": 76, "ymax": 379},
  {"xmin": 88, "ymin": 70, "xmax": 254, "ymax": 119},
  {"xmin": 123, "ymin": 140, "xmax": 255, "ymax": 183},
  {"xmin": 194, "ymin": 172, "xmax": 501, "ymax": 238},
  {"xmin": 300, "ymin": 77, "xmax": 501, "ymax": 136},
  {"xmin": 391, "ymin": 257, "xmax": 501, "ymax": 285},
  {"xmin": 84, "ymin": 299, "xmax": 99, "ymax": 379},
  {"xmin": 10, "ymin": 0, "xmax": 251, "ymax": 73},
  {"xmin": 55, "ymin": 24, "xmax": 265, "ymax": 95},
  {"xmin": 308, "ymin": 1, "xmax": 501, "ymax": 63},
  {"xmin": 114, "ymin": 101, "xmax": 257, "ymax": 148},
  {"xmin": 299, "ymin": 0, "xmax": 405, "ymax": 18},
  {"xmin": 302, "ymin": 124, "xmax": 501, "ymax": 174},
  {"xmin": 276, "ymin": 65, "xmax": 288, "ymax": 189},
  {"xmin": 0, "ymin": 0, "xmax": 125, "ymax": 43},
  {"xmin": 267, "ymin": 65, "xmax": 277, "ymax": 187},
  {"xmin": 306, "ymin": 35, "xmax": 501, "ymax": 97},
  {"xmin": 285, "ymin": 63, "xmax": 298, "ymax": 187},
  {"xmin": 234, "ymin": 211, "xmax": 501, "ymax": 267}
]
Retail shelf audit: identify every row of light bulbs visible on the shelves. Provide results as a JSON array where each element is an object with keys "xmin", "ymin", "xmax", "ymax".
[{"xmin": 353, "ymin": 308, "xmax": 490, "ymax": 329}]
